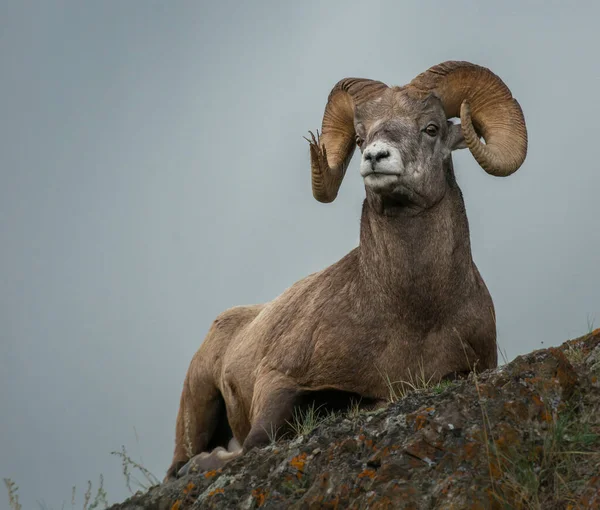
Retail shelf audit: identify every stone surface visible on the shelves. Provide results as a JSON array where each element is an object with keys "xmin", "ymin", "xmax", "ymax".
[{"xmin": 109, "ymin": 331, "xmax": 600, "ymax": 509}]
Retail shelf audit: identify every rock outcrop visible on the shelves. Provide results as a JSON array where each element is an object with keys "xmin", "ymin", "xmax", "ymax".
[{"xmin": 110, "ymin": 331, "xmax": 600, "ymax": 509}]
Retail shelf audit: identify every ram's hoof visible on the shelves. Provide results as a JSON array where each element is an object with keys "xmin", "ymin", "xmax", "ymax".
[{"xmin": 177, "ymin": 445, "xmax": 243, "ymax": 477}]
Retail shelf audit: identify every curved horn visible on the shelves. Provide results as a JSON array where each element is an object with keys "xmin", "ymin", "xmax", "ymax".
[
  {"xmin": 409, "ymin": 61, "xmax": 527, "ymax": 176},
  {"xmin": 308, "ymin": 78, "xmax": 388, "ymax": 202}
]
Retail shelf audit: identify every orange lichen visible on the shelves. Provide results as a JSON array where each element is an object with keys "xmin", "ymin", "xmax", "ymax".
[
  {"xmin": 414, "ymin": 414, "xmax": 427, "ymax": 431},
  {"xmin": 290, "ymin": 452, "xmax": 307, "ymax": 479},
  {"xmin": 208, "ymin": 488, "xmax": 225, "ymax": 497},
  {"xmin": 204, "ymin": 470, "xmax": 217, "ymax": 479},
  {"xmin": 549, "ymin": 347, "xmax": 578, "ymax": 397},
  {"xmin": 531, "ymin": 393, "xmax": 544, "ymax": 407},
  {"xmin": 183, "ymin": 482, "xmax": 195, "ymax": 494},
  {"xmin": 358, "ymin": 468, "xmax": 376, "ymax": 479},
  {"xmin": 252, "ymin": 488, "xmax": 268, "ymax": 507},
  {"xmin": 528, "ymin": 394, "xmax": 552, "ymax": 422},
  {"xmin": 171, "ymin": 501, "xmax": 181, "ymax": 510},
  {"xmin": 541, "ymin": 408, "xmax": 552, "ymax": 422},
  {"xmin": 524, "ymin": 376, "xmax": 541, "ymax": 384}
]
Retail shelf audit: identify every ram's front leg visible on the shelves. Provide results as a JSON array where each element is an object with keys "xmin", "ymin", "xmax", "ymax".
[
  {"xmin": 178, "ymin": 372, "xmax": 300, "ymax": 475},
  {"xmin": 243, "ymin": 373, "xmax": 301, "ymax": 451}
]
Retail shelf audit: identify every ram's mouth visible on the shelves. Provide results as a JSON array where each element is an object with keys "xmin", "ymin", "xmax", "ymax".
[
  {"xmin": 361, "ymin": 169, "xmax": 402, "ymax": 177},
  {"xmin": 363, "ymin": 172, "xmax": 401, "ymax": 187},
  {"xmin": 363, "ymin": 173, "xmax": 403, "ymax": 198}
]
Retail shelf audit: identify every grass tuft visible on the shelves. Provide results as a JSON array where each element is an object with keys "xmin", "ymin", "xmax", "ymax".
[
  {"xmin": 377, "ymin": 357, "xmax": 438, "ymax": 403},
  {"xmin": 457, "ymin": 324, "xmax": 600, "ymax": 508},
  {"xmin": 287, "ymin": 402, "xmax": 332, "ymax": 438},
  {"xmin": 87, "ymin": 475, "xmax": 108, "ymax": 510},
  {"xmin": 262, "ymin": 422, "xmax": 281, "ymax": 445},
  {"xmin": 431, "ymin": 379, "xmax": 455, "ymax": 394},
  {"xmin": 3, "ymin": 479, "xmax": 22, "ymax": 510},
  {"xmin": 487, "ymin": 407, "xmax": 599, "ymax": 508},
  {"xmin": 346, "ymin": 398, "xmax": 362, "ymax": 419},
  {"xmin": 5, "ymin": 428, "xmax": 155, "ymax": 508},
  {"xmin": 564, "ymin": 341, "xmax": 587, "ymax": 365},
  {"xmin": 110, "ymin": 445, "xmax": 160, "ymax": 494},
  {"xmin": 564, "ymin": 317, "xmax": 598, "ymax": 365},
  {"xmin": 586, "ymin": 313, "xmax": 595, "ymax": 334},
  {"xmin": 13, "ymin": 476, "xmax": 109, "ymax": 510}
]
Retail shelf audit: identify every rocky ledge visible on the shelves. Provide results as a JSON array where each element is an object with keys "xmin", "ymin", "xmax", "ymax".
[{"xmin": 110, "ymin": 331, "xmax": 600, "ymax": 509}]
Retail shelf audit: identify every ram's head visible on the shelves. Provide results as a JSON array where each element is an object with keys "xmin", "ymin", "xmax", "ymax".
[{"xmin": 308, "ymin": 61, "xmax": 528, "ymax": 210}]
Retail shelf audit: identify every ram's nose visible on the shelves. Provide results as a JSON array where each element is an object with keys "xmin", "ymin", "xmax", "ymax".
[
  {"xmin": 360, "ymin": 140, "xmax": 402, "ymax": 178},
  {"xmin": 363, "ymin": 144, "xmax": 390, "ymax": 170}
]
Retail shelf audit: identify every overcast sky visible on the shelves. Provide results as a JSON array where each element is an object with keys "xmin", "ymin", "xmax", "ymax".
[{"xmin": 1, "ymin": 1, "xmax": 599, "ymax": 507}]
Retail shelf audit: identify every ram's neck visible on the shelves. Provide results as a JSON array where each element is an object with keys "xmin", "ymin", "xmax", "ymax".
[{"xmin": 357, "ymin": 184, "xmax": 475, "ymax": 321}]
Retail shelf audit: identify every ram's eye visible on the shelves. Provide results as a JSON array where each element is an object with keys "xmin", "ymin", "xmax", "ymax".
[
  {"xmin": 425, "ymin": 124, "xmax": 439, "ymax": 137},
  {"xmin": 355, "ymin": 135, "xmax": 364, "ymax": 148}
]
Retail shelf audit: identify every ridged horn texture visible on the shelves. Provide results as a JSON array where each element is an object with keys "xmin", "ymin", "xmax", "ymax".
[
  {"xmin": 408, "ymin": 61, "xmax": 528, "ymax": 176},
  {"xmin": 309, "ymin": 79, "xmax": 388, "ymax": 202}
]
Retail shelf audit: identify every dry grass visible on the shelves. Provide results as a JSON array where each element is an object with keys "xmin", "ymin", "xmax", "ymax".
[
  {"xmin": 110, "ymin": 445, "xmax": 160, "ymax": 494},
  {"xmin": 564, "ymin": 341, "xmax": 588, "ymax": 365},
  {"xmin": 487, "ymin": 407, "xmax": 599, "ymax": 509},
  {"xmin": 286, "ymin": 402, "xmax": 336, "ymax": 438},
  {"xmin": 262, "ymin": 422, "xmax": 282, "ymax": 445},
  {"xmin": 564, "ymin": 317, "xmax": 597, "ymax": 366},
  {"xmin": 457, "ymin": 326, "xmax": 600, "ymax": 509},
  {"xmin": 586, "ymin": 313, "xmax": 595, "ymax": 335},
  {"xmin": 79, "ymin": 475, "xmax": 109, "ymax": 510},
  {"xmin": 3, "ymin": 479, "xmax": 21, "ymax": 510},
  {"xmin": 431, "ymin": 379, "xmax": 455, "ymax": 395},
  {"xmin": 4, "ymin": 425, "xmax": 159, "ymax": 508},
  {"xmin": 491, "ymin": 308, "xmax": 511, "ymax": 367},
  {"xmin": 461, "ymin": 343, "xmax": 499, "ymax": 502},
  {"xmin": 377, "ymin": 357, "xmax": 440, "ymax": 403},
  {"xmin": 346, "ymin": 398, "xmax": 363, "ymax": 419},
  {"xmin": 273, "ymin": 396, "xmax": 368, "ymax": 443},
  {"xmin": 5, "ymin": 475, "xmax": 109, "ymax": 510},
  {"xmin": 497, "ymin": 343, "xmax": 510, "ymax": 366}
]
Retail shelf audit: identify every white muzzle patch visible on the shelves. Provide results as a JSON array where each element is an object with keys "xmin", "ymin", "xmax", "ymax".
[{"xmin": 359, "ymin": 141, "xmax": 403, "ymax": 178}]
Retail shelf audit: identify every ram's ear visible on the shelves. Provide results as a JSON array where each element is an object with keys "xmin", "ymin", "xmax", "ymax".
[{"xmin": 448, "ymin": 121, "xmax": 467, "ymax": 151}]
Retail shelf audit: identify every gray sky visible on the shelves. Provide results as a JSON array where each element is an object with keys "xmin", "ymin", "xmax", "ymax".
[{"xmin": 1, "ymin": 1, "xmax": 599, "ymax": 507}]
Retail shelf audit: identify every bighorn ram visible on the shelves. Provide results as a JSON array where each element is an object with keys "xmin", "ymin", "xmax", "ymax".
[{"xmin": 165, "ymin": 61, "xmax": 527, "ymax": 480}]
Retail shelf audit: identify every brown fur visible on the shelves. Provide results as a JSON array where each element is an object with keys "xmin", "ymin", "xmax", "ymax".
[
  {"xmin": 165, "ymin": 178, "xmax": 497, "ymax": 480},
  {"xmin": 164, "ymin": 72, "xmax": 521, "ymax": 480}
]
